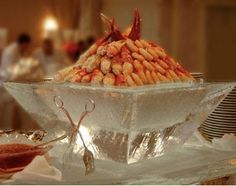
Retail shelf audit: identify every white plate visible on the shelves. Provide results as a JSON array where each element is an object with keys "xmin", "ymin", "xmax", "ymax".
[
  {"xmin": 220, "ymin": 101, "xmax": 236, "ymax": 104},
  {"xmin": 214, "ymin": 107, "xmax": 236, "ymax": 111},
  {"xmin": 217, "ymin": 104, "xmax": 236, "ymax": 108},
  {"xmin": 206, "ymin": 118, "xmax": 236, "ymax": 125},
  {"xmin": 208, "ymin": 115, "xmax": 236, "ymax": 120},
  {"xmin": 199, "ymin": 129, "xmax": 223, "ymax": 137},
  {"xmin": 210, "ymin": 112, "xmax": 236, "ymax": 118},
  {"xmin": 203, "ymin": 123, "xmax": 236, "ymax": 129},
  {"xmin": 221, "ymin": 98, "xmax": 236, "ymax": 101},
  {"xmin": 213, "ymin": 109, "xmax": 236, "ymax": 113},
  {"xmin": 210, "ymin": 112, "xmax": 236, "ymax": 117},
  {"xmin": 201, "ymin": 124, "xmax": 236, "ymax": 132},
  {"xmin": 217, "ymin": 102, "xmax": 236, "ymax": 106},
  {"xmin": 222, "ymin": 99, "xmax": 236, "ymax": 103},
  {"xmin": 205, "ymin": 118, "xmax": 236, "ymax": 124},
  {"xmin": 199, "ymin": 131, "xmax": 221, "ymax": 139},
  {"xmin": 207, "ymin": 115, "xmax": 236, "ymax": 121},
  {"xmin": 224, "ymin": 93, "xmax": 236, "ymax": 96},
  {"xmin": 199, "ymin": 130, "xmax": 222, "ymax": 138},
  {"xmin": 224, "ymin": 94, "xmax": 236, "ymax": 98},
  {"xmin": 200, "ymin": 126, "xmax": 226, "ymax": 133},
  {"xmin": 215, "ymin": 106, "xmax": 236, "ymax": 109},
  {"xmin": 226, "ymin": 90, "xmax": 236, "ymax": 93},
  {"xmin": 195, "ymin": 130, "xmax": 236, "ymax": 151},
  {"xmin": 220, "ymin": 99, "xmax": 236, "ymax": 103},
  {"xmin": 203, "ymin": 121, "xmax": 236, "ymax": 128},
  {"xmin": 208, "ymin": 114, "xmax": 236, "ymax": 119},
  {"xmin": 221, "ymin": 99, "xmax": 236, "ymax": 103}
]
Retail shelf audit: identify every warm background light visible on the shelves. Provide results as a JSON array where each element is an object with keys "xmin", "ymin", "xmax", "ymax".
[{"xmin": 44, "ymin": 17, "xmax": 58, "ymax": 31}]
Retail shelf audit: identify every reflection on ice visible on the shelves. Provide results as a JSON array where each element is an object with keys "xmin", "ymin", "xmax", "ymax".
[{"xmin": 4, "ymin": 81, "xmax": 236, "ymax": 163}]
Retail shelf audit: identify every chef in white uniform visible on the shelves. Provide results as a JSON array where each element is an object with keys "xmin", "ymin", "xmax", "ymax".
[{"xmin": 1, "ymin": 33, "xmax": 31, "ymax": 72}]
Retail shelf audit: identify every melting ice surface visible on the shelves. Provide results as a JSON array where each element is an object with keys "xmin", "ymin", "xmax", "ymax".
[{"xmin": 4, "ymin": 81, "xmax": 236, "ymax": 163}]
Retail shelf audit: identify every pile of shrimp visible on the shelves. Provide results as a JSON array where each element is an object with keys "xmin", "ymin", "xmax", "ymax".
[{"xmin": 55, "ymin": 10, "xmax": 193, "ymax": 86}]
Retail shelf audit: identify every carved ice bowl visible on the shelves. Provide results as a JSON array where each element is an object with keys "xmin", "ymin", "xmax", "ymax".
[{"xmin": 4, "ymin": 81, "xmax": 235, "ymax": 164}]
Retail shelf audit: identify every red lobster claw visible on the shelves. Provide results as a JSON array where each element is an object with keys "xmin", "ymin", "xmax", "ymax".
[
  {"xmin": 110, "ymin": 18, "xmax": 125, "ymax": 41},
  {"xmin": 128, "ymin": 9, "xmax": 141, "ymax": 41},
  {"xmin": 100, "ymin": 13, "xmax": 125, "ymax": 43}
]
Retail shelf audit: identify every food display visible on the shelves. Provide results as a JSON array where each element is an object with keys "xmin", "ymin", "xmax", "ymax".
[
  {"xmin": 2, "ymin": 4, "xmax": 236, "ymax": 184},
  {"xmin": 4, "ymin": 10, "xmax": 234, "ymax": 165},
  {"xmin": 54, "ymin": 10, "xmax": 193, "ymax": 86},
  {"xmin": 4, "ymin": 9, "xmax": 236, "ymax": 171}
]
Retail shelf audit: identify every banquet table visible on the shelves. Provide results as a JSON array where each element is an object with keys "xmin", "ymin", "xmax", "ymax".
[
  {"xmin": 53, "ymin": 135, "xmax": 236, "ymax": 184},
  {"xmin": 1, "ymin": 134, "xmax": 236, "ymax": 185},
  {"xmin": 1, "ymin": 77, "xmax": 236, "ymax": 184}
]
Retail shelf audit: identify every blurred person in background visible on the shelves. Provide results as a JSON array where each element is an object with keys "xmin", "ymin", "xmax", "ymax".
[
  {"xmin": 33, "ymin": 38, "xmax": 66, "ymax": 77},
  {"xmin": 1, "ymin": 33, "xmax": 31, "ymax": 71},
  {"xmin": 63, "ymin": 42, "xmax": 79, "ymax": 64},
  {"xmin": 77, "ymin": 40, "xmax": 86, "ymax": 56},
  {"xmin": 85, "ymin": 36, "xmax": 95, "ymax": 50},
  {"xmin": 0, "ymin": 33, "xmax": 41, "ymax": 131}
]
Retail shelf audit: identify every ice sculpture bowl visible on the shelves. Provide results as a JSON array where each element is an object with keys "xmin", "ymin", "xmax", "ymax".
[{"xmin": 4, "ymin": 81, "xmax": 236, "ymax": 164}]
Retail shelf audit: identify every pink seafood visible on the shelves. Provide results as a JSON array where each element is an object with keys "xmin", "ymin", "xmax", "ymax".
[{"xmin": 54, "ymin": 9, "xmax": 194, "ymax": 86}]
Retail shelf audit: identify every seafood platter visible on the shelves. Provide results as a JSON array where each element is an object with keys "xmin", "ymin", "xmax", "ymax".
[{"xmin": 2, "ymin": 9, "xmax": 236, "ymax": 183}]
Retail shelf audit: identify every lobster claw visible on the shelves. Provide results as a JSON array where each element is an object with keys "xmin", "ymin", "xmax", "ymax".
[
  {"xmin": 100, "ymin": 13, "xmax": 125, "ymax": 43},
  {"xmin": 110, "ymin": 18, "xmax": 125, "ymax": 41},
  {"xmin": 128, "ymin": 9, "xmax": 141, "ymax": 41}
]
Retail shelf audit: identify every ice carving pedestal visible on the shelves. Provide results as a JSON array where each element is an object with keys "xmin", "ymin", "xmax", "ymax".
[{"xmin": 4, "ymin": 82, "xmax": 235, "ymax": 163}]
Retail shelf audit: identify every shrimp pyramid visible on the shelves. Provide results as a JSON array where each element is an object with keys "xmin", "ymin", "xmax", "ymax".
[{"xmin": 55, "ymin": 10, "xmax": 193, "ymax": 86}]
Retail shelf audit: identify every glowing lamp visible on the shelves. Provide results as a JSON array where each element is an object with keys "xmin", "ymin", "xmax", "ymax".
[{"xmin": 44, "ymin": 17, "xmax": 58, "ymax": 31}]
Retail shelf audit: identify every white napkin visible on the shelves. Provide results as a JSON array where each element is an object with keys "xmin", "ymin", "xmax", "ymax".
[
  {"xmin": 211, "ymin": 133, "xmax": 236, "ymax": 151},
  {"xmin": 195, "ymin": 131, "xmax": 236, "ymax": 151},
  {"xmin": 10, "ymin": 155, "xmax": 62, "ymax": 183}
]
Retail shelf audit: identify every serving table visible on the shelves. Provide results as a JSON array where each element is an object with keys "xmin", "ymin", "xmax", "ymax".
[
  {"xmin": 2, "ymin": 135, "xmax": 236, "ymax": 185},
  {"xmin": 2, "ymin": 81, "xmax": 236, "ymax": 184}
]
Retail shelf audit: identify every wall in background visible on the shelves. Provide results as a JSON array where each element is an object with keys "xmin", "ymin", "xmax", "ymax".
[
  {"xmin": 0, "ymin": 0, "xmax": 79, "ymax": 47},
  {"xmin": 172, "ymin": 0, "xmax": 205, "ymax": 74},
  {"xmin": 160, "ymin": 0, "xmax": 236, "ymax": 80},
  {"xmin": 101, "ymin": 0, "xmax": 160, "ymax": 43},
  {"xmin": 101, "ymin": 0, "xmax": 205, "ymax": 73},
  {"xmin": 206, "ymin": 1, "xmax": 236, "ymax": 81},
  {"xmin": 79, "ymin": 0, "xmax": 102, "ymax": 40},
  {"xmin": 101, "ymin": 0, "xmax": 236, "ymax": 80},
  {"xmin": 0, "ymin": 0, "xmax": 235, "ymax": 81}
]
